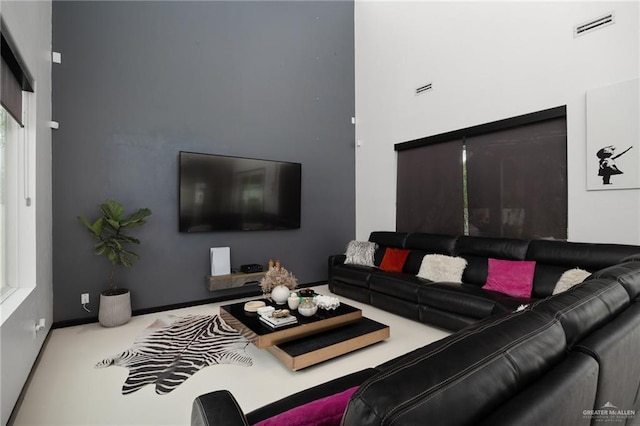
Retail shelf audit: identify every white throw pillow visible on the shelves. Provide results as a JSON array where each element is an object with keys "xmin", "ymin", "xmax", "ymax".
[
  {"xmin": 344, "ymin": 241, "xmax": 377, "ymax": 267},
  {"xmin": 552, "ymin": 268, "xmax": 591, "ymax": 294},
  {"xmin": 417, "ymin": 254, "xmax": 467, "ymax": 282}
]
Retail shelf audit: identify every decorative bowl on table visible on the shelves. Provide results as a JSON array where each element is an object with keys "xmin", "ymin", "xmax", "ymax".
[
  {"xmin": 315, "ymin": 295, "xmax": 340, "ymax": 310},
  {"xmin": 298, "ymin": 298, "xmax": 318, "ymax": 317},
  {"xmin": 244, "ymin": 300, "xmax": 266, "ymax": 313},
  {"xmin": 298, "ymin": 288, "xmax": 316, "ymax": 298}
]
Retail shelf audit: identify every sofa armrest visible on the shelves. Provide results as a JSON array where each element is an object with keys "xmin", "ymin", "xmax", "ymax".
[
  {"xmin": 328, "ymin": 255, "xmax": 347, "ymax": 291},
  {"xmin": 329, "ymin": 254, "xmax": 346, "ymax": 267},
  {"xmin": 191, "ymin": 390, "xmax": 249, "ymax": 426}
]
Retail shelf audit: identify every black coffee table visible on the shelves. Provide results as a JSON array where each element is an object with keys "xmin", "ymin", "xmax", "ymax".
[{"xmin": 220, "ymin": 299, "xmax": 390, "ymax": 370}]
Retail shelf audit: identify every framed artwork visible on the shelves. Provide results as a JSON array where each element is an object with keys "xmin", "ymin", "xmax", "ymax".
[{"xmin": 586, "ymin": 78, "xmax": 639, "ymax": 190}]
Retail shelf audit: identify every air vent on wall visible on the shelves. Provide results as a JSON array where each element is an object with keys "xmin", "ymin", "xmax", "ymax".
[
  {"xmin": 416, "ymin": 83, "xmax": 433, "ymax": 95},
  {"xmin": 574, "ymin": 12, "xmax": 615, "ymax": 37}
]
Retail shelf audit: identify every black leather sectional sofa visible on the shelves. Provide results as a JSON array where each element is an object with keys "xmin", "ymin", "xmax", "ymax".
[
  {"xmin": 330, "ymin": 231, "xmax": 640, "ymax": 331},
  {"xmin": 192, "ymin": 233, "xmax": 640, "ymax": 426}
]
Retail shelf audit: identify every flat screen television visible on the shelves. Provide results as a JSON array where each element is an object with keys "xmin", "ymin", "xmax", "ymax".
[{"xmin": 179, "ymin": 151, "xmax": 301, "ymax": 232}]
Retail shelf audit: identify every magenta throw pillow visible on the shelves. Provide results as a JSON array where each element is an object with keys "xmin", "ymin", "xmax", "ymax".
[
  {"xmin": 482, "ymin": 258, "xmax": 536, "ymax": 298},
  {"xmin": 253, "ymin": 386, "xmax": 358, "ymax": 426}
]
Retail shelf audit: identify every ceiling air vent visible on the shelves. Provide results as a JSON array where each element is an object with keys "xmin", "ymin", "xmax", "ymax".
[
  {"xmin": 416, "ymin": 83, "xmax": 432, "ymax": 96},
  {"xmin": 574, "ymin": 12, "xmax": 615, "ymax": 37}
]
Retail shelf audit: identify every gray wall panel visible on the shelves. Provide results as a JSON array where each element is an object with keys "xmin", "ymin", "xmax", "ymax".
[{"xmin": 52, "ymin": 1, "xmax": 355, "ymax": 322}]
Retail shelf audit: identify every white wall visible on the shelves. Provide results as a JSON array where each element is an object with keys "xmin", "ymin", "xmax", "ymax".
[
  {"xmin": 355, "ymin": 1, "xmax": 640, "ymax": 244},
  {"xmin": 0, "ymin": 1, "xmax": 52, "ymax": 423}
]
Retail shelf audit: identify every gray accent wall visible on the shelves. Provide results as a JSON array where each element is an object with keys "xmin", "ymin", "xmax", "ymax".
[{"xmin": 52, "ymin": 1, "xmax": 355, "ymax": 323}]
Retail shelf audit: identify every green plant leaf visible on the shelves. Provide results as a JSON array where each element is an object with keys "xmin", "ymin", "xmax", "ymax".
[
  {"xmin": 101, "ymin": 199, "xmax": 124, "ymax": 221},
  {"xmin": 94, "ymin": 241, "xmax": 106, "ymax": 255},
  {"xmin": 109, "ymin": 239, "xmax": 123, "ymax": 250},
  {"xmin": 121, "ymin": 208, "xmax": 152, "ymax": 229},
  {"xmin": 105, "ymin": 218, "xmax": 121, "ymax": 230},
  {"xmin": 119, "ymin": 235, "xmax": 140, "ymax": 245},
  {"xmin": 126, "ymin": 208, "xmax": 152, "ymax": 223},
  {"xmin": 121, "ymin": 249, "xmax": 139, "ymax": 259},
  {"xmin": 120, "ymin": 220, "xmax": 146, "ymax": 230},
  {"xmin": 92, "ymin": 217, "xmax": 104, "ymax": 237},
  {"xmin": 78, "ymin": 216, "xmax": 103, "ymax": 238},
  {"xmin": 78, "ymin": 215, "xmax": 92, "ymax": 230}
]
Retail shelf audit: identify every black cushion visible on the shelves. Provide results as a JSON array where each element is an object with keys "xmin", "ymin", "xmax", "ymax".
[
  {"xmin": 477, "ymin": 352, "xmax": 598, "ymax": 426},
  {"xmin": 526, "ymin": 239, "xmax": 640, "ymax": 271},
  {"xmin": 401, "ymin": 249, "xmax": 430, "ymax": 275},
  {"xmin": 331, "ymin": 264, "xmax": 374, "ymax": 289},
  {"xmin": 373, "ymin": 246, "xmax": 386, "ymax": 266},
  {"xmin": 590, "ymin": 260, "xmax": 640, "ymax": 301},
  {"xmin": 330, "ymin": 281, "xmax": 371, "ymax": 304},
  {"xmin": 369, "ymin": 231, "xmax": 407, "ymax": 248},
  {"xmin": 621, "ymin": 254, "xmax": 640, "ymax": 263},
  {"xmin": 400, "ymin": 234, "xmax": 460, "ymax": 274},
  {"xmin": 530, "ymin": 263, "xmax": 580, "ymax": 298},
  {"xmin": 418, "ymin": 283, "xmax": 501, "ymax": 319},
  {"xmin": 574, "ymin": 303, "xmax": 640, "ymax": 415},
  {"xmin": 418, "ymin": 304, "xmax": 480, "ymax": 331},
  {"xmin": 369, "ymin": 272, "xmax": 425, "ymax": 302},
  {"xmin": 369, "ymin": 291, "xmax": 420, "ymax": 322},
  {"xmin": 455, "ymin": 235, "xmax": 530, "ymax": 259},
  {"xmin": 531, "ymin": 278, "xmax": 630, "ymax": 347},
  {"xmin": 343, "ymin": 310, "xmax": 566, "ymax": 426},
  {"xmin": 404, "ymin": 233, "xmax": 457, "ymax": 254}
]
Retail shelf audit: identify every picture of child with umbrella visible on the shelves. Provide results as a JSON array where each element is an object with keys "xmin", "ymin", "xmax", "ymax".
[{"xmin": 597, "ymin": 145, "xmax": 633, "ymax": 185}]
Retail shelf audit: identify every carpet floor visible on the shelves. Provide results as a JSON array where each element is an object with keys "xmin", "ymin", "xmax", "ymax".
[{"xmin": 11, "ymin": 285, "xmax": 450, "ymax": 426}]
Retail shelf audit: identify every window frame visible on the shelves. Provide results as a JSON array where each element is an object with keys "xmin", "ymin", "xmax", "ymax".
[
  {"xmin": 0, "ymin": 21, "xmax": 37, "ymax": 307},
  {"xmin": 0, "ymin": 93, "xmax": 35, "ymax": 304}
]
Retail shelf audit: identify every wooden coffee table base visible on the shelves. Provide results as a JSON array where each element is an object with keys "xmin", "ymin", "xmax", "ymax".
[
  {"xmin": 266, "ymin": 318, "xmax": 390, "ymax": 371},
  {"xmin": 219, "ymin": 300, "xmax": 390, "ymax": 370}
]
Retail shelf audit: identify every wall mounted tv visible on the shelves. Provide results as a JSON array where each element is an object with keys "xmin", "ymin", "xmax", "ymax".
[{"xmin": 179, "ymin": 151, "xmax": 301, "ymax": 232}]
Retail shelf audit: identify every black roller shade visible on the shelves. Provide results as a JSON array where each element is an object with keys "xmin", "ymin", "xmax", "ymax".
[
  {"xmin": 395, "ymin": 108, "xmax": 567, "ymax": 240},
  {"xmin": 1, "ymin": 26, "xmax": 34, "ymax": 125},
  {"xmin": 397, "ymin": 139, "xmax": 465, "ymax": 234}
]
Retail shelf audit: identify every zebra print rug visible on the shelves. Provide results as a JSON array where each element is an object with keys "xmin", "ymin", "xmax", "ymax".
[{"xmin": 96, "ymin": 314, "xmax": 252, "ymax": 395}]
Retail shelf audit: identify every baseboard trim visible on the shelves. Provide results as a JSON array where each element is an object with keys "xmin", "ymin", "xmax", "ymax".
[
  {"xmin": 51, "ymin": 281, "xmax": 325, "ymax": 329},
  {"xmin": 7, "ymin": 329, "xmax": 53, "ymax": 425}
]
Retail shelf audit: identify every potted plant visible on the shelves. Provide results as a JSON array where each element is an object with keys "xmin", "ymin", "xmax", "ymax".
[{"xmin": 78, "ymin": 199, "xmax": 152, "ymax": 327}]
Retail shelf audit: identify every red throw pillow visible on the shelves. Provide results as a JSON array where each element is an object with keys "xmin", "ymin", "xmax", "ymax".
[
  {"xmin": 482, "ymin": 258, "xmax": 536, "ymax": 298},
  {"xmin": 379, "ymin": 248, "xmax": 410, "ymax": 273},
  {"xmin": 253, "ymin": 386, "xmax": 358, "ymax": 426}
]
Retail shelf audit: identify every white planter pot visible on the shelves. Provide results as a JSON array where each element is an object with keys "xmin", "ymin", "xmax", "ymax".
[
  {"xmin": 270, "ymin": 285, "xmax": 290, "ymax": 305},
  {"xmin": 99, "ymin": 289, "xmax": 132, "ymax": 327}
]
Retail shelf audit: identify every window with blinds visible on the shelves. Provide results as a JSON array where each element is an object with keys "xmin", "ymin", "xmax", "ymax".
[
  {"xmin": 1, "ymin": 22, "xmax": 35, "ymax": 302},
  {"xmin": 396, "ymin": 139, "xmax": 465, "ymax": 234},
  {"xmin": 396, "ymin": 107, "xmax": 567, "ymax": 240}
]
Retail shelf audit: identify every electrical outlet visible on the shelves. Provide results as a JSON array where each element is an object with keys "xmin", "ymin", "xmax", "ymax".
[{"xmin": 81, "ymin": 293, "xmax": 89, "ymax": 304}]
